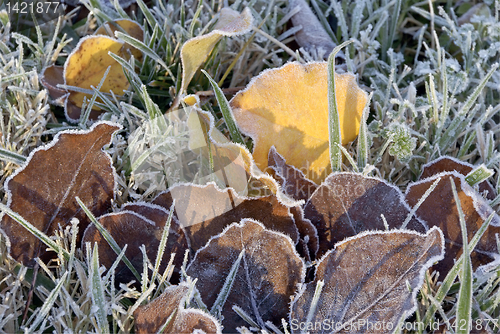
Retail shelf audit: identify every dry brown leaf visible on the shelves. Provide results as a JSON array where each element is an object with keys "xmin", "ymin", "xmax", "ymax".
[
  {"xmin": 0, "ymin": 122, "xmax": 120, "ymax": 266},
  {"xmin": 152, "ymin": 182, "xmax": 300, "ymax": 252},
  {"xmin": 406, "ymin": 172, "xmax": 500, "ymax": 276},
  {"xmin": 268, "ymin": 146, "xmax": 318, "ymax": 202},
  {"xmin": 82, "ymin": 210, "xmax": 174, "ymax": 284},
  {"xmin": 420, "ymin": 156, "xmax": 496, "ymax": 200},
  {"xmin": 304, "ymin": 172, "xmax": 427, "ymax": 257},
  {"xmin": 230, "ymin": 62, "xmax": 368, "ymax": 184},
  {"xmin": 289, "ymin": 0, "xmax": 338, "ymax": 58},
  {"xmin": 40, "ymin": 65, "xmax": 67, "ymax": 102},
  {"xmin": 290, "ymin": 228, "xmax": 444, "ymax": 334},
  {"xmin": 290, "ymin": 206, "xmax": 319, "ymax": 261},
  {"xmin": 134, "ymin": 283, "xmax": 222, "ymax": 334},
  {"xmin": 186, "ymin": 219, "xmax": 305, "ymax": 332},
  {"xmin": 121, "ymin": 202, "xmax": 189, "ymax": 280}
]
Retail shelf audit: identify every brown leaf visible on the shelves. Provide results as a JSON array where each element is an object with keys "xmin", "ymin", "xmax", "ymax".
[
  {"xmin": 0, "ymin": 122, "xmax": 120, "ymax": 266},
  {"xmin": 121, "ymin": 202, "xmax": 189, "ymax": 280},
  {"xmin": 186, "ymin": 219, "xmax": 305, "ymax": 332},
  {"xmin": 82, "ymin": 210, "xmax": 175, "ymax": 284},
  {"xmin": 304, "ymin": 172, "xmax": 427, "ymax": 257},
  {"xmin": 289, "ymin": 0, "xmax": 338, "ymax": 58},
  {"xmin": 134, "ymin": 283, "xmax": 222, "ymax": 334},
  {"xmin": 406, "ymin": 172, "xmax": 500, "ymax": 276},
  {"xmin": 152, "ymin": 182, "xmax": 300, "ymax": 252},
  {"xmin": 420, "ymin": 156, "xmax": 496, "ymax": 200},
  {"xmin": 40, "ymin": 65, "xmax": 67, "ymax": 102},
  {"xmin": 268, "ymin": 146, "xmax": 318, "ymax": 202},
  {"xmin": 290, "ymin": 228, "xmax": 444, "ymax": 334},
  {"xmin": 291, "ymin": 206, "xmax": 319, "ymax": 261}
]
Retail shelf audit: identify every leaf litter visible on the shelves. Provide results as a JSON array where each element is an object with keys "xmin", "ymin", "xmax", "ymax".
[{"xmin": 1, "ymin": 1, "xmax": 500, "ymax": 333}]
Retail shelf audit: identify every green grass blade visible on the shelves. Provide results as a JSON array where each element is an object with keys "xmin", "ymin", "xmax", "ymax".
[
  {"xmin": 210, "ymin": 249, "xmax": 245, "ymax": 318},
  {"xmin": 27, "ymin": 271, "xmax": 68, "ymax": 332},
  {"xmin": 202, "ymin": 70, "xmax": 246, "ymax": 147},
  {"xmin": 0, "ymin": 147, "xmax": 26, "ymax": 165},
  {"xmin": 90, "ymin": 243, "xmax": 110, "ymax": 334},
  {"xmin": 451, "ymin": 177, "xmax": 472, "ymax": 334},
  {"xmin": 422, "ymin": 211, "xmax": 496, "ymax": 326},
  {"xmin": 79, "ymin": 65, "xmax": 111, "ymax": 127},
  {"xmin": 114, "ymin": 32, "xmax": 171, "ymax": 73},
  {"xmin": 357, "ymin": 92, "xmax": 373, "ymax": 171},
  {"xmin": 465, "ymin": 165, "xmax": 494, "ymax": 187},
  {"xmin": 0, "ymin": 204, "xmax": 71, "ymax": 262},
  {"xmin": 328, "ymin": 40, "xmax": 353, "ymax": 172},
  {"xmin": 135, "ymin": 0, "xmax": 160, "ymax": 30},
  {"xmin": 76, "ymin": 197, "xmax": 141, "ymax": 282},
  {"xmin": 152, "ymin": 203, "xmax": 175, "ymax": 284}
]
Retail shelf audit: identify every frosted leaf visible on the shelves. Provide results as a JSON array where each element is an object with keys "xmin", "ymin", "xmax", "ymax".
[
  {"xmin": 289, "ymin": 0, "xmax": 337, "ymax": 58},
  {"xmin": 406, "ymin": 172, "xmax": 500, "ymax": 276},
  {"xmin": 134, "ymin": 283, "xmax": 222, "ymax": 334},
  {"xmin": 304, "ymin": 172, "xmax": 427, "ymax": 257},
  {"xmin": 121, "ymin": 202, "xmax": 189, "ymax": 281},
  {"xmin": 152, "ymin": 183, "xmax": 301, "ymax": 252},
  {"xmin": 290, "ymin": 228, "xmax": 444, "ymax": 334},
  {"xmin": 0, "ymin": 122, "xmax": 120, "ymax": 266},
  {"xmin": 420, "ymin": 156, "xmax": 496, "ymax": 200},
  {"xmin": 267, "ymin": 146, "xmax": 318, "ymax": 202},
  {"xmin": 186, "ymin": 219, "xmax": 305, "ymax": 333},
  {"xmin": 82, "ymin": 210, "xmax": 181, "ymax": 284}
]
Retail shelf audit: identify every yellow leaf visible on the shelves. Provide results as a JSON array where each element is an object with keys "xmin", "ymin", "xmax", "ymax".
[
  {"xmin": 179, "ymin": 7, "xmax": 253, "ymax": 95},
  {"xmin": 64, "ymin": 35, "xmax": 131, "ymax": 112},
  {"xmin": 95, "ymin": 19, "xmax": 144, "ymax": 60},
  {"xmin": 230, "ymin": 61, "xmax": 368, "ymax": 184},
  {"xmin": 184, "ymin": 97, "xmax": 298, "ymax": 205}
]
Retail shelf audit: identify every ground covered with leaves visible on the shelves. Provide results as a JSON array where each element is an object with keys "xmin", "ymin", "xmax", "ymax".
[{"xmin": 0, "ymin": 0, "xmax": 500, "ymax": 333}]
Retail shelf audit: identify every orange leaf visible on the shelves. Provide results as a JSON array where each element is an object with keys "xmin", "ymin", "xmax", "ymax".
[
  {"xmin": 95, "ymin": 19, "xmax": 144, "ymax": 60},
  {"xmin": 63, "ymin": 35, "xmax": 140, "ymax": 121},
  {"xmin": 230, "ymin": 62, "xmax": 368, "ymax": 184}
]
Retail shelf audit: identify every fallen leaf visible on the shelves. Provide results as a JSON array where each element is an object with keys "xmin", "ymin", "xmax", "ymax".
[
  {"xmin": 420, "ymin": 156, "xmax": 496, "ymax": 200},
  {"xmin": 82, "ymin": 210, "xmax": 174, "ymax": 284},
  {"xmin": 186, "ymin": 219, "xmax": 305, "ymax": 333},
  {"xmin": 268, "ymin": 146, "xmax": 318, "ymax": 202},
  {"xmin": 290, "ymin": 228, "xmax": 444, "ymax": 334},
  {"xmin": 40, "ymin": 65, "xmax": 67, "ymax": 102},
  {"xmin": 0, "ymin": 122, "xmax": 120, "ymax": 266},
  {"xmin": 64, "ymin": 35, "xmax": 137, "ymax": 121},
  {"xmin": 178, "ymin": 7, "xmax": 253, "ymax": 95},
  {"xmin": 291, "ymin": 206, "xmax": 319, "ymax": 261},
  {"xmin": 152, "ymin": 182, "xmax": 300, "ymax": 252},
  {"xmin": 406, "ymin": 172, "xmax": 500, "ymax": 276},
  {"xmin": 121, "ymin": 202, "xmax": 189, "ymax": 280},
  {"xmin": 304, "ymin": 172, "xmax": 428, "ymax": 257},
  {"xmin": 289, "ymin": 0, "xmax": 338, "ymax": 58},
  {"xmin": 95, "ymin": 19, "xmax": 144, "ymax": 60},
  {"xmin": 230, "ymin": 62, "xmax": 368, "ymax": 184},
  {"xmin": 134, "ymin": 283, "xmax": 222, "ymax": 334}
]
